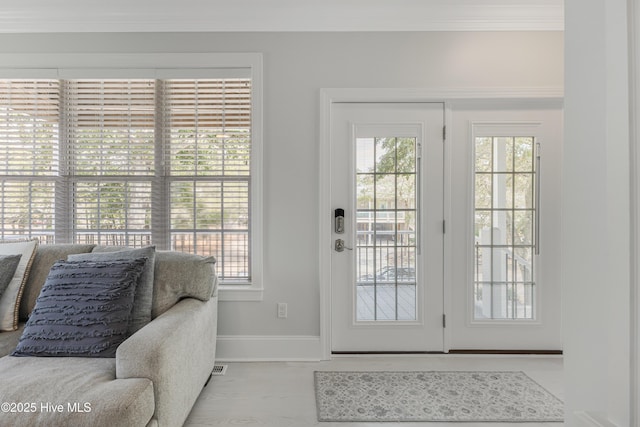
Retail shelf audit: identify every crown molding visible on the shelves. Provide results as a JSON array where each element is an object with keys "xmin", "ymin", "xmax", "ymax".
[{"xmin": 0, "ymin": 0, "xmax": 563, "ymax": 33}]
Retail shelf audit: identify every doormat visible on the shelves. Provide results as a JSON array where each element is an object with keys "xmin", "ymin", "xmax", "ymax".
[{"xmin": 314, "ymin": 371, "xmax": 563, "ymax": 422}]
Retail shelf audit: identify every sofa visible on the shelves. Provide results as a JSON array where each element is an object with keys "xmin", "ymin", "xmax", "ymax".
[{"xmin": 0, "ymin": 242, "xmax": 219, "ymax": 427}]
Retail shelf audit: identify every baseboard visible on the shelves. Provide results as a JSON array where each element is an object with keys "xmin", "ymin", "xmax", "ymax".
[
  {"xmin": 215, "ymin": 335, "xmax": 321, "ymax": 361},
  {"xmin": 214, "ymin": 337, "xmax": 562, "ymax": 361},
  {"xmin": 573, "ymin": 411, "xmax": 618, "ymax": 427}
]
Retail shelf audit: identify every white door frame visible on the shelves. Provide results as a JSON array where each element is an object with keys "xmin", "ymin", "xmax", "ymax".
[{"xmin": 318, "ymin": 87, "xmax": 563, "ymax": 360}]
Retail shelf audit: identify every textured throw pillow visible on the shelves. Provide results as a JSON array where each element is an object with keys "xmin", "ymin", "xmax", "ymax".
[
  {"xmin": 68, "ymin": 246, "xmax": 155, "ymax": 334},
  {"xmin": 12, "ymin": 258, "xmax": 147, "ymax": 358},
  {"xmin": 0, "ymin": 238, "xmax": 38, "ymax": 331},
  {"xmin": 0, "ymin": 254, "xmax": 22, "ymax": 299}
]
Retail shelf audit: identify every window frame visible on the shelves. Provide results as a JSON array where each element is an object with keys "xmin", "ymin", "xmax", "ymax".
[
  {"xmin": 0, "ymin": 53, "xmax": 264, "ymax": 301},
  {"xmin": 469, "ymin": 121, "xmax": 542, "ymax": 324}
]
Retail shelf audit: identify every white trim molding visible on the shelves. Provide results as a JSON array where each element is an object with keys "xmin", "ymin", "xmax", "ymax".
[
  {"xmin": 215, "ymin": 336, "xmax": 321, "ymax": 362},
  {"xmin": 573, "ymin": 412, "xmax": 620, "ymax": 427},
  {"xmin": 0, "ymin": 1, "xmax": 564, "ymax": 33}
]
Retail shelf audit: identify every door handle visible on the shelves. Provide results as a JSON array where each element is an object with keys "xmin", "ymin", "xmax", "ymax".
[{"xmin": 335, "ymin": 239, "xmax": 353, "ymax": 252}]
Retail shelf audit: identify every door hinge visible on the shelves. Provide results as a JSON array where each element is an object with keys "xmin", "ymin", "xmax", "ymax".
[
  {"xmin": 442, "ymin": 220, "xmax": 446, "ymax": 234},
  {"xmin": 442, "ymin": 314, "xmax": 446, "ymax": 328},
  {"xmin": 443, "ymin": 125, "xmax": 446, "ymax": 141}
]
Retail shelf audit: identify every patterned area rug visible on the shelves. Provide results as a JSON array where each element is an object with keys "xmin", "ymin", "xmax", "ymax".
[{"xmin": 314, "ymin": 371, "xmax": 563, "ymax": 422}]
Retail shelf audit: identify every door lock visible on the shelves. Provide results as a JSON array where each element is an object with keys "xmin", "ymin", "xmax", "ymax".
[{"xmin": 334, "ymin": 208, "xmax": 345, "ymax": 234}]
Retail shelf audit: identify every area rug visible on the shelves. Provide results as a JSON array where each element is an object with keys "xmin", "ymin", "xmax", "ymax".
[{"xmin": 314, "ymin": 371, "xmax": 563, "ymax": 422}]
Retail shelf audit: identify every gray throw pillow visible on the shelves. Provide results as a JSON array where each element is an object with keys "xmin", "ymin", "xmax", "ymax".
[
  {"xmin": 0, "ymin": 254, "xmax": 21, "ymax": 299},
  {"xmin": 0, "ymin": 238, "xmax": 38, "ymax": 331},
  {"xmin": 68, "ymin": 246, "xmax": 155, "ymax": 334},
  {"xmin": 12, "ymin": 258, "xmax": 147, "ymax": 358}
]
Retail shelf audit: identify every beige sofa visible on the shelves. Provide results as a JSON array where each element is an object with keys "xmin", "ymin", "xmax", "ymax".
[{"xmin": 0, "ymin": 244, "xmax": 218, "ymax": 427}]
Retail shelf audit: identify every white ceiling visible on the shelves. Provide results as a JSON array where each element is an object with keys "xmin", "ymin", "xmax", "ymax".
[{"xmin": 0, "ymin": 0, "xmax": 564, "ymax": 33}]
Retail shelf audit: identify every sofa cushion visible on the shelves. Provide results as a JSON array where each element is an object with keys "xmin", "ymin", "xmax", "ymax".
[
  {"xmin": 0, "ymin": 356, "xmax": 154, "ymax": 427},
  {"xmin": 69, "ymin": 246, "xmax": 156, "ymax": 334},
  {"xmin": 152, "ymin": 251, "xmax": 216, "ymax": 318},
  {"xmin": 12, "ymin": 258, "xmax": 147, "ymax": 358},
  {"xmin": 19, "ymin": 244, "xmax": 96, "ymax": 322},
  {"xmin": 0, "ymin": 238, "xmax": 38, "ymax": 331},
  {"xmin": 0, "ymin": 254, "xmax": 22, "ymax": 299},
  {"xmin": 0, "ymin": 324, "xmax": 23, "ymax": 357}
]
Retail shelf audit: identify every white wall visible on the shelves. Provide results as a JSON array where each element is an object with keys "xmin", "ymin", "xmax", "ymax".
[
  {"xmin": 563, "ymin": 0, "xmax": 632, "ymax": 425},
  {"xmin": 0, "ymin": 31, "xmax": 564, "ymax": 352}
]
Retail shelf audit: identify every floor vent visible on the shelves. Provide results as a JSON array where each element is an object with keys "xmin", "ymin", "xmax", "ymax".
[{"xmin": 212, "ymin": 364, "xmax": 228, "ymax": 376}]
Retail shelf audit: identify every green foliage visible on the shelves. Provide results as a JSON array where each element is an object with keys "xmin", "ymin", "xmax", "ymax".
[
  {"xmin": 374, "ymin": 137, "xmax": 415, "ymax": 174},
  {"xmin": 369, "ymin": 137, "xmax": 416, "ymax": 210},
  {"xmin": 474, "ymin": 136, "xmax": 536, "ymax": 246}
]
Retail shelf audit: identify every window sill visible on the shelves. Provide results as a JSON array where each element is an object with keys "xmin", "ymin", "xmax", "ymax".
[{"xmin": 218, "ymin": 284, "xmax": 264, "ymax": 302}]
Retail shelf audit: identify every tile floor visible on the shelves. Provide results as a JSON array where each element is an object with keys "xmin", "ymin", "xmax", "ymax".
[{"xmin": 184, "ymin": 355, "xmax": 564, "ymax": 427}]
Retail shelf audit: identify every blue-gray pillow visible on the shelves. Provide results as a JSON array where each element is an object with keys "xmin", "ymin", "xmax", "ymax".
[
  {"xmin": 0, "ymin": 254, "xmax": 21, "ymax": 299},
  {"xmin": 12, "ymin": 258, "xmax": 147, "ymax": 358},
  {"xmin": 68, "ymin": 246, "xmax": 155, "ymax": 334}
]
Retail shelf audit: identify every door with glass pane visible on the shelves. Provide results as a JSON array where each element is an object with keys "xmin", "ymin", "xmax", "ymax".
[{"xmin": 330, "ymin": 102, "xmax": 444, "ymax": 352}]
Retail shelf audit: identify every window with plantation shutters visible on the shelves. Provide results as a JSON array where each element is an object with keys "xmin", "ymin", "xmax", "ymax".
[
  {"xmin": 65, "ymin": 79, "xmax": 156, "ymax": 248},
  {"xmin": 163, "ymin": 79, "xmax": 252, "ymax": 280},
  {"xmin": 0, "ymin": 76, "xmax": 253, "ymax": 283},
  {"xmin": 0, "ymin": 80, "xmax": 59, "ymax": 242}
]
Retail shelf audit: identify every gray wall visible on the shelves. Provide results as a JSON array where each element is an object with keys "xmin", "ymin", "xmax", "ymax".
[{"xmin": 0, "ymin": 32, "xmax": 564, "ymax": 337}]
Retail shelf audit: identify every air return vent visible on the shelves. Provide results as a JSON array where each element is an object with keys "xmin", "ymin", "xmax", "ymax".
[{"xmin": 212, "ymin": 365, "xmax": 228, "ymax": 376}]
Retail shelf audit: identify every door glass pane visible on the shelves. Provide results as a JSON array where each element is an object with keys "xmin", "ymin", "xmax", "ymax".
[
  {"xmin": 475, "ymin": 137, "xmax": 493, "ymax": 172},
  {"xmin": 397, "ymin": 174, "xmax": 416, "ymax": 209},
  {"xmin": 514, "ymin": 174, "xmax": 534, "ymax": 209},
  {"xmin": 475, "ymin": 173, "xmax": 492, "ymax": 208},
  {"xmin": 396, "ymin": 138, "xmax": 416, "ymax": 173},
  {"xmin": 514, "ymin": 137, "xmax": 534, "ymax": 172},
  {"xmin": 356, "ymin": 136, "xmax": 418, "ymax": 321},
  {"xmin": 356, "ymin": 175, "xmax": 374, "ymax": 210},
  {"xmin": 473, "ymin": 136, "xmax": 536, "ymax": 320},
  {"xmin": 375, "ymin": 174, "xmax": 396, "ymax": 210},
  {"xmin": 356, "ymin": 138, "xmax": 375, "ymax": 173}
]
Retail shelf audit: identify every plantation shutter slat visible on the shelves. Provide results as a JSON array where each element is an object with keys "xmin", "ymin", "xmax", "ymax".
[
  {"xmin": 64, "ymin": 80, "xmax": 156, "ymax": 176},
  {"xmin": 0, "ymin": 80, "xmax": 60, "ymax": 176}
]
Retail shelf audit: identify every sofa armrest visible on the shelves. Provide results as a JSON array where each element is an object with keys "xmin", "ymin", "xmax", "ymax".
[{"xmin": 115, "ymin": 296, "xmax": 218, "ymax": 427}]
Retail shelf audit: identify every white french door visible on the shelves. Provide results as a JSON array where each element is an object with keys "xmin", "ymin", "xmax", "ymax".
[{"xmin": 330, "ymin": 102, "xmax": 444, "ymax": 352}]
